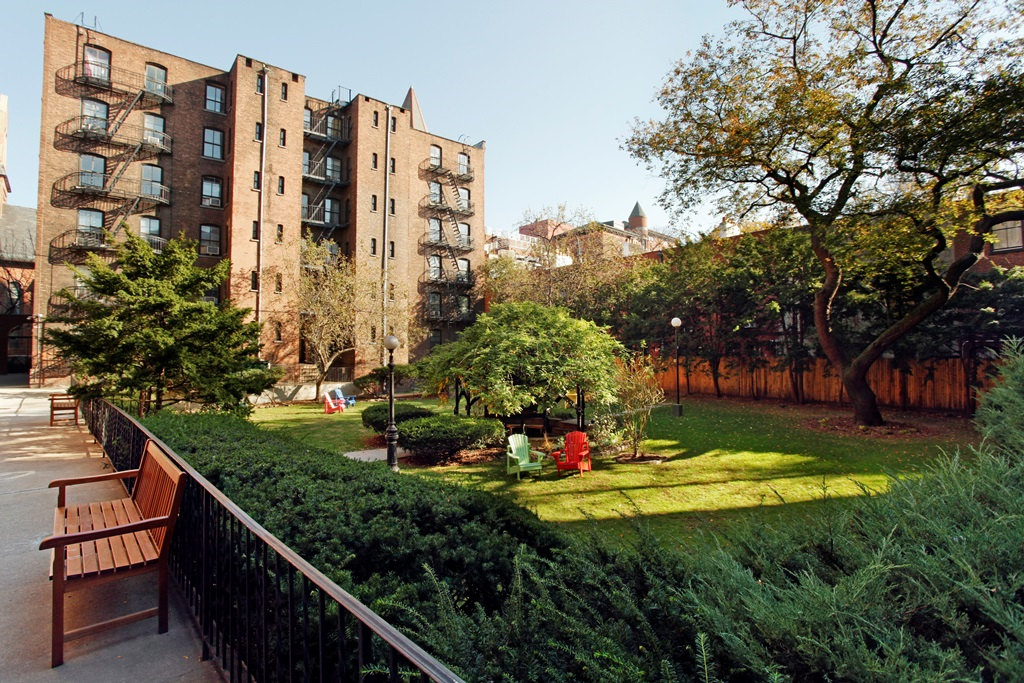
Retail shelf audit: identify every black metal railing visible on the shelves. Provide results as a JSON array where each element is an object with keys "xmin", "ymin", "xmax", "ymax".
[
  {"xmin": 81, "ymin": 399, "xmax": 465, "ymax": 683},
  {"xmin": 55, "ymin": 62, "xmax": 174, "ymax": 105},
  {"xmin": 55, "ymin": 116, "xmax": 173, "ymax": 155}
]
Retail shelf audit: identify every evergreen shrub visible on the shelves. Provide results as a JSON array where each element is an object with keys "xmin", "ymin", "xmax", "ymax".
[
  {"xmin": 397, "ymin": 415, "xmax": 506, "ymax": 463},
  {"xmin": 360, "ymin": 402, "xmax": 434, "ymax": 433}
]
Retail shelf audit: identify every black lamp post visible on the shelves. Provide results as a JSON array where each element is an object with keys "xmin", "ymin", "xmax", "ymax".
[
  {"xmin": 383, "ymin": 334, "xmax": 401, "ymax": 472},
  {"xmin": 670, "ymin": 317, "xmax": 682, "ymax": 417}
]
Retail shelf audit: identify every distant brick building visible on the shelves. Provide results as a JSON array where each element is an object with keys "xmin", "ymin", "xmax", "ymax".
[
  {"xmin": 950, "ymin": 219, "xmax": 1024, "ymax": 273},
  {"xmin": 34, "ymin": 14, "xmax": 485, "ymax": 384}
]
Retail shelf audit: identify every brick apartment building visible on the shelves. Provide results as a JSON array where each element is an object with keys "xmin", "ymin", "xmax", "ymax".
[{"xmin": 34, "ymin": 14, "xmax": 485, "ymax": 384}]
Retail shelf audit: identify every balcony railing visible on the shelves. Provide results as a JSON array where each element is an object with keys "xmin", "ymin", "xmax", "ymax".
[
  {"xmin": 52, "ymin": 172, "xmax": 171, "ymax": 208},
  {"xmin": 302, "ymin": 159, "xmax": 347, "ymax": 185},
  {"xmin": 55, "ymin": 116, "xmax": 173, "ymax": 155},
  {"xmin": 55, "ymin": 62, "xmax": 174, "ymax": 105},
  {"xmin": 422, "ymin": 234, "xmax": 473, "ymax": 252},
  {"xmin": 421, "ymin": 157, "xmax": 474, "ymax": 182},
  {"xmin": 422, "ymin": 195, "xmax": 474, "ymax": 217},
  {"xmin": 428, "ymin": 270, "xmax": 474, "ymax": 287},
  {"xmin": 303, "ymin": 117, "xmax": 349, "ymax": 142},
  {"xmin": 302, "ymin": 205, "xmax": 347, "ymax": 229},
  {"xmin": 81, "ymin": 399, "xmax": 465, "ymax": 683}
]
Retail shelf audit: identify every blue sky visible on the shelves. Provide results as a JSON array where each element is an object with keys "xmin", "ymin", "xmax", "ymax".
[{"xmin": 3, "ymin": 1, "xmax": 738, "ymax": 236}]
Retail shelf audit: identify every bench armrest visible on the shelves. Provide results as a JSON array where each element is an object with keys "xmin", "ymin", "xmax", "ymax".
[
  {"xmin": 49, "ymin": 469, "xmax": 140, "ymax": 507},
  {"xmin": 39, "ymin": 514, "xmax": 173, "ymax": 551}
]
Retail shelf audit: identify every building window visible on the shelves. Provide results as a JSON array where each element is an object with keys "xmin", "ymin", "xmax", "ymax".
[
  {"xmin": 201, "ymin": 176, "xmax": 223, "ymax": 207},
  {"xmin": 303, "ymin": 108, "xmax": 312, "ymax": 130},
  {"xmin": 274, "ymin": 322, "xmax": 283, "ymax": 342},
  {"xmin": 143, "ymin": 113, "xmax": 165, "ymax": 146},
  {"xmin": 458, "ymin": 152, "xmax": 470, "ymax": 176},
  {"xmin": 428, "ymin": 328, "xmax": 442, "ymax": 348},
  {"xmin": 993, "ymin": 220, "xmax": 1024, "ymax": 251},
  {"xmin": 78, "ymin": 208, "xmax": 104, "ymax": 235},
  {"xmin": 327, "ymin": 115, "xmax": 342, "ymax": 138},
  {"xmin": 389, "ymin": 157, "xmax": 396, "ymax": 174},
  {"xmin": 389, "ymin": 282, "xmax": 395, "ymax": 301},
  {"xmin": 81, "ymin": 99, "xmax": 107, "ymax": 131},
  {"xmin": 281, "ymin": 83, "xmax": 288, "ymax": 100},
  {"xmin": 276, "ymin": 224, "xmax": 284, "ymax": 242},
  {"xmin": 428, "ymin": 254, "xmax": 442, "ymax": 280},
  {"xmin": 205, "ymin": 83, "xmax": 226, "ymax": 113},
  {"xmin": 372, "ymin": 111, "xmax": 379, "ymax": 127},
  {"xmin": 429, "ymin": 145, "xmax": 442, "ymax": 167},
  {"xmin": 275, "ymin": 273, "xmax": 283, "ymax": 293},
  {"xmin": 458, "ymin": 295, "xmax": 470, "ymax": 316},
  {"xmin": 345, "ymin": 198, "xmax": 351, "ymax": 221},
  {"xmin": 253, "ymin": 171, "xmax": 261, "ymax": 190},
  {"xmin": 458, "ymin": 187, "xmax": 470, "ymax": 210},
  {"xmin": 370, "ymin": 238, "xmax": 377, "ymax": 255},
  {"xmin": 457, "ymin": 258, "xmax": 471, "ymax": 283},
  {"xmin": 371, "ymin": 153, "xmax": 378, "ymax": 169},
  {"xmin": 457, "ymin": 222, "xmax": 471, "ymax": 246},
  {"xmin": 202, "ymin": 287, "xmax": 220, "ymax": 304},
  {"xmin": 200, "ymin": 225, "xmax": 221, "ymax": 255},
  {"xmin": 140, "ymin": 216, "xmax": 161, "ymax": 239},
  {"xmin": 279, "ymin": 128, "xmax": 286, "ymax": 147},
  {"xmin": 141, "ymin": 164, "xmax": 164, "ymax": 199},
  {"xmin": 252, "ymin": 221, "xmax": 260, "ymax": 240},
  {"xmin": 326, "ymin": 157, "xmax": 341, "ymax": 180},
  {"xmin": 389, "ymin": 240, "xmax": 395, "ymax": 258},
  {"xmin": 429, "ymin": 218, "xmax": 442, "ymax": 242},
  {"xmin": 428, "ymin": 292, "xmax": 441, "ymax": 318},
  {"xmin": 301, "ymin": 193, "xmax": 309, "ymax": 218},
  {"xmin": 82, "ymin": 45, "xmax": 110, "ymax": 81},
  {"xmin": 389, "ymin": 198, "xmax": 396, "ymax": 215},
  {"xmin": 79, "ymin": 154, "xmax": 105, "ymax": 187},
  {"xmin": 302, "ymin": 151, "xmax": 310, "ymax": 175},
  {"xmin": 250, "ymin": 271, "xmax": 259, "ymax": 291},
  {"xmin": 390, "ymin": 116, "xmax": 397, "ymax": 132},
  {"xmin": 255, "ymin": 122, "xmax": 263, "ymax": 141},
  {"xmin": 203, "ymin": 128, "xmax": 224, "ymax": 159},
  {"xmin": 277, "ymin": 176, "xmax": 285, "ymax": 194},
  {"xmin": 370, "ymin": 326, "xmax": 377, "ymax": 342},
  {"xmin": 325, "ymin": 198, "xmax": 340, "ymax": 224},
  {"xmin": 371, "ymin": 195, "xmax": 378, "ymax": 212},
  {"xmin": 429, "ymin": 181, "xmax": 442, "ymax": 204},
  {"xmin": 145, "ymin": 64, "xmax": 168, "ymax": 96},
  {"xmin": 256, "ymin": 74, "xmax": 264, "ymax": 93}
]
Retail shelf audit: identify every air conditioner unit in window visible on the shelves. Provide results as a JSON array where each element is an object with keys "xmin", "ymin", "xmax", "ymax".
[
  {"xmin": 200, "ymin": 245, "xmax": 220, "ymax": 256},
  {"xmin": 201, "ymin": 296, "xmax": 219, "ymax": 304},
  {"xmin": 203, "ymin": 198, "xmax": 222, "ymax": 208}
]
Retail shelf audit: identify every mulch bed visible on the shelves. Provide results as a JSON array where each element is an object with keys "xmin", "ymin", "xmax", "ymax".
[
  {"xmin": 802, "ymin": 416, "xmax": 944, "ymax": 440},
  {"xmin": 401, "ymin": 448, "xmax": 503, "ymax": 468}
]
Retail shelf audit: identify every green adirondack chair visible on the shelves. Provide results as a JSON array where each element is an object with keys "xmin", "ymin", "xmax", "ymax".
[{"xmin": 507, "ymin": 433, "xmax": 545, "ymax": 480}]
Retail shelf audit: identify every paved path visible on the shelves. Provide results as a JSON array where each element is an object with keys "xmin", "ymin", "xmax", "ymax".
[{"xmin": 0, "ymin": 381, "xmax": 222, "ymax": 682}]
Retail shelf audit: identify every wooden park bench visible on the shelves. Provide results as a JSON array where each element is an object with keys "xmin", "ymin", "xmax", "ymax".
[
  {"xmin": 39, "ymin": 440, "xmax": 187, "ymax": 667},
  {"xmin": 49, "ymin": 393, "xmax": 79, "ymax": 426}
]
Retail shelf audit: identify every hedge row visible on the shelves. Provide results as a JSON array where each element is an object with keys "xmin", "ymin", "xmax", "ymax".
[
  {"xmin": 360, "ymin": 402, "xmax": 435, "ymax": 433},
  {"xmin": 144, "ymin": 346, "xmax": 1024, "ymax": 681},
  {"xmin": 398, "ymin": 414, "xmax": 506, "ymax": 463}
]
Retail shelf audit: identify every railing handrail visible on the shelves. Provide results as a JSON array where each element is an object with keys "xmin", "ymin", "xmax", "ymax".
[
  {"xmin": 58, "ymin": 62, "xmax": 174, "ymax": 103},
  {"xmin": 56, "ymin": 116, "xmax": 173, "ymax": 153},
  {"xmin": 82, "ymin": 399, "xmax": 464, "ymax": 683}
]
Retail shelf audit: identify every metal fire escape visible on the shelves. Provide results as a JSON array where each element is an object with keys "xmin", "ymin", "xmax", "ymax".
[
  {"xmin": 302, "ymin": 97, "xmax": 351, "ymax": 241},
  {"xmin": 50, "ymin": 59, "xmax": 173, "ymax": 266}
]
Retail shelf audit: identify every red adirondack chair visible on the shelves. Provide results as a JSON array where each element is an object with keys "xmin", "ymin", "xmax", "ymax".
[
  {"xmin": 551, "ymin": 431, "xmax": 592, "ymax": 477},
  {"xmin": 323, "ymin": 392, "xmax": 344, "ymax": 414}
]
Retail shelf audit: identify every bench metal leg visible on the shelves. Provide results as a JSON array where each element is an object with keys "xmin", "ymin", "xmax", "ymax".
[{"xmin": 51, "ymin": 558, "xmax": 65, "ymax": 667}]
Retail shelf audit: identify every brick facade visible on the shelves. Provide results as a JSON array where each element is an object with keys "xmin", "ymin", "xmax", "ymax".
[{"xmin": 34, "ymin": 15, "xmax": 485, "ymax": 385}]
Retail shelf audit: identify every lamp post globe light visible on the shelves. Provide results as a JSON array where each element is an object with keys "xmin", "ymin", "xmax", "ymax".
[
  {"xmin": 383, "ymin": 335, "xmax": 402, "ymax": 472},
  {"xmin": 670, "ymin": 317, "xmax": 682, "ymax": 417}
]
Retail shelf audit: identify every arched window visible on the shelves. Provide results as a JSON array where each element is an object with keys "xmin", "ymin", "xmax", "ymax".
[
  {"xmin": 428, "ymin": 255, "xmax": 442, "ymax": 280},
  {"xmin": 141, "ymin": 164, "xmax": 164, "ymax": 199},
  {"xmin": 458, "ymin": 152, "xmax": 470, "ymax": 176},
  {"xmin": 81, "ymin": 99, "xmax": 107, "ymax": 131},
  {"xmin": 275, "ymin": 273, "xmax": 283, "ymax": 293},
  {"xmin": 429, "ymin": 145, "xmax": 442, "ymax": 167},
  {"xmin": 79, "ymin": 154, "xmax": 105, "ymax": 187},
  {"xmin": 456, "ymin": 258, "xmax": 471, "ymax": 283},
  {"xmin": 145, "ymin": 63, "xmax": 168, "ymax": 96},
  {"xmin": 428, "ymin": 291, "xmax": 441, "ymax": 318},
  {"xmin": 457, "ymin": 223, "xmax": 470, "ymax": 245},
  {"xmin": 457, "ymin": 188, "xmax": 470, "ymax": 211},
  {"xmin": 429, "ymin": 218, "xmax": 442, "ymax": 242},
  {"xmin": 82, "ymin": 45, "xmax": 110, "ymax": 81}
]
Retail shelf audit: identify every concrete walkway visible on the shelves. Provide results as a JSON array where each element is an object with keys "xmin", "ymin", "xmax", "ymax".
[{"xmin": 0, "ymin": 379, "xmax": 222, "ymax": 682}]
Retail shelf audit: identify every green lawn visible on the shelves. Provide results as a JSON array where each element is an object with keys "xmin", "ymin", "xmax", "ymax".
[{"xmin": 252, "ymin": 397, "xmax": 978, "ymax": 543}]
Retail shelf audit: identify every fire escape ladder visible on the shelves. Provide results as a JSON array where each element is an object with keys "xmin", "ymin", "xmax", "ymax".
[
  {"xmin": 107, "ymin": 195, "xmax": 142, "ymax": 235},
  {"xmin": 107, "ymin": 89, "xmax": 146, "ymax": 137}
]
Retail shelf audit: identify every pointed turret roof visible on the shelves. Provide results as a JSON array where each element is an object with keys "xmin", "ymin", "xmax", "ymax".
[
  {"xmin": 629, "ymin": 202, "xmax": 647, "ymax": 219},
  {"xmin": 402, "ymin": 87, "xmax": 428, "ymax": 132}
]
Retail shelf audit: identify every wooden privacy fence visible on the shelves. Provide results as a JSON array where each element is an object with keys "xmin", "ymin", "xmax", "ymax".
[{"xmin": 658, "ymin": 356, "xmax": 996, "ymax": 414}]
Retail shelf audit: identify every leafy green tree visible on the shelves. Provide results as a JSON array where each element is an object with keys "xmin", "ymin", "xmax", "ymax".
[
  {"xmin": 419, "ymin": 302, "xmax": 623, "ymax": 419},
  {"xmin": 628, "ymin": 0, "xmax": 1024, "ymax": 424},
  {"xmin": 47, "ymin": 234, "xmax": 279, "ymax": 414}
]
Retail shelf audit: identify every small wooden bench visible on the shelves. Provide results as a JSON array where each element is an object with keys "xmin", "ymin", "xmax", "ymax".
[
  {"xmin": 49, "ymin": 394, "xmax": 79, "ymax": 426},
  {"xmin": 39, "ymin": 440, "xmax": 187, "ymax": 667}
]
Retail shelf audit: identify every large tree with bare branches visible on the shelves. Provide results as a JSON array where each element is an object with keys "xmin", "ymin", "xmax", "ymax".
[{"xmin": 628, "ymin": 0, "xmax": 1024, "ymax": 424}]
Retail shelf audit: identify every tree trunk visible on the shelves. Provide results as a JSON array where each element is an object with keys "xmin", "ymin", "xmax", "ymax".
[
  {"xmin": 709, "ymin": 357, "xmax": 722, "ymax": 398},
  {"xmin": 843, "ymin": 365, "xmax": 884, "ymax": 426}
]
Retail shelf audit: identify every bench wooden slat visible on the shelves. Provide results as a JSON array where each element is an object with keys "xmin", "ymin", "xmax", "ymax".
[{"xmin": 40, "ymin": 439, "xmax": 187, "ymax": 667}]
